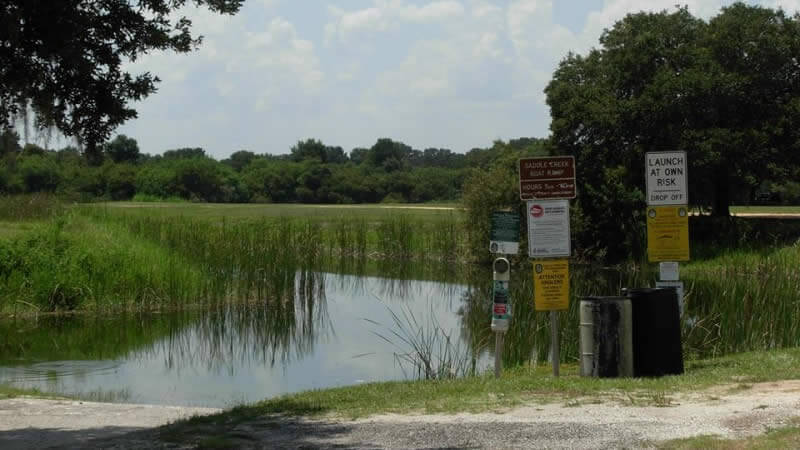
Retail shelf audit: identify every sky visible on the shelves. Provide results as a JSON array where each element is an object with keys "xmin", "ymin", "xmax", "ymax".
[{"xmin": 107, "ymin": 0, "xmax": 800, "ymax": 159}]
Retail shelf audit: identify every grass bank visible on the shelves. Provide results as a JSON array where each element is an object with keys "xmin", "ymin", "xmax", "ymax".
[
  {"xmin": 160, "ymin": 347, "xmax": 800, "ymax": 446},
  {"xmin": 0, "ymin": 213, "xmax": 212, "ymax": 314},
  {"xmin": 0, "ymin": 384, "xmax": 50, "ymax": 400},
  {"xmin": 661, "ymin": 417, "xmax": 800, "ymax": 449}
]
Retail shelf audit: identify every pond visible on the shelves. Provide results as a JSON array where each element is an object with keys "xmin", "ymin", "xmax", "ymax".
[{"xmin": 0, "ymin": 271, "xmax": 492, "ymax": 407}]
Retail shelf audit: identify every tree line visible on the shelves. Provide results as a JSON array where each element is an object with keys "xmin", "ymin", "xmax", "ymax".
[{"xmin": 0, "ymin": 130, "xmax": 549, "ymax": 204}]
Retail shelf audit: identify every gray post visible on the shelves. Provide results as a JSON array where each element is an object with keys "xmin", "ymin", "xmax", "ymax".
[
  {"xmin": 494, "ymin": 332, "xmax": 503, "ymax": 379},
  {"xmin": 551, "ymin": 311, "xmax": 560, "ymax": 377}
]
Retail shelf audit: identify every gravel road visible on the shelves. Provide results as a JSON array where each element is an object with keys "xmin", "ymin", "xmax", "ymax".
[{"xmin": 2, "ymin": 380, "xmax": 800, "ymax": 449}]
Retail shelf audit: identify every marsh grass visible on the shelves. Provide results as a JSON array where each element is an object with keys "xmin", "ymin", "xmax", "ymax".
[
  {"xmin": 0, "ymin": 213, "xmax": 212, "ymax": 313},
  {"xmin": 0, "ymin": 194, "xmax": 63, "ymax": 221},
  {"xmin": 3, "ymin": 198, "xmax": 800, "ymax": 370},
  {"xmin": 369, "ymin": 304, "xmax": 479, "ymax": 380},
  {"xmin": 681, "ymin": 243, "xmax": 800, "ymax": 357}
]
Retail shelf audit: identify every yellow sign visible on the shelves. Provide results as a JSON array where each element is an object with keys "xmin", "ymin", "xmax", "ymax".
[
  {"xmin": 646, "ymin": 205, "xmax": 690, "ymax": 262},
  {"xmin": 533, "ymin": 259, "xmax": 570, "ymax": 311}
]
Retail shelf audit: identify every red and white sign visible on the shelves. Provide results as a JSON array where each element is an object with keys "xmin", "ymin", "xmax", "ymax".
[
  {"xmin": 527, "ymin": 199, "xmax": 571, "ymax": 258},
  {"xmin": 493, "ymin": 304, "xmax": 508, "ymax": 315}
]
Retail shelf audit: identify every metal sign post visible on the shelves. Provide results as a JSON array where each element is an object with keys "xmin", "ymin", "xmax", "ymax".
[
  {"xmin": 533, "ymin": 259, "xmax": 570, "ymax": 377},
  {"xmin": 645, "ymin": 151, "xmax": 690, "ymax": 315},
  {"xmin": 550, "ymin": 311, "xmax": 559, "ymax": 377},
  {"xmin": 520, "ymin": 156, "xmax": 577, "ymax": 379},
  {"xmin": 491, "ymin": 257, "xmax": 511, "ymax": 378}
]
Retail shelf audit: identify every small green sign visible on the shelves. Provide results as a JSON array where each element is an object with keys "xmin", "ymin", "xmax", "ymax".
[{"xmin": 490, "ymin": 212, "xmax": 520, "ymax": 255}]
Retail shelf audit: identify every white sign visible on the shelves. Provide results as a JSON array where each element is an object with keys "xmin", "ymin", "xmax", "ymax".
[
  {"xmin": 659, "ymin": 262, "xmax": 680, "ymax": 281},
  {"xmin": 490, "ymin": 241, "xmax": 519, "ymax": 255},
  {"xmin": 527, "ymin": 199, "xmax": 571, "ymax": 258},
  {"xmin": 646, "ymin": 151, "xmax": 688, "ymax": 205}
]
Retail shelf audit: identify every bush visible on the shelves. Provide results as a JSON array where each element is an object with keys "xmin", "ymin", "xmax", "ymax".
[
  {"xmin": 18, "ymin": 155, "xmax": 61, "ymax": 192},
  {"xmin": 460, "ymin": 166, "xmax": 522, "ymax": 264}
]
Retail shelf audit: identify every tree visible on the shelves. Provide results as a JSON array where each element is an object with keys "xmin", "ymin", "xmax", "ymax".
[
  {"xmin": 0, "ymin": 129, "xmax": 21, "ymax": 156},
  {"xmin": 222, "ymin": 150, "xmax": 256, "ymax": 172},
  {"xmin": 349, "ymin": 147, "xmax": 369, "ymax": 165},
  {"xmin": 104, "ymin": 135, "xmax": 140, "ymax": 163},
  {"xmin": 19, "ymin": 154, "xmax": 61, "ymax": 192},
  {"xmin": 367, "ymin": 138, "xmax": 412, "ymax": 171},
  {"xmin": 0, "ymin": 1, "xmax": 243, "ymax": 165},
  {"xmin": 325, "ymin": 146, "xmax": 348, "ymax": 164},
  {"xmin": 545, "ymin": 4, "xmax": 800, "ymax": 260},
  {"xmin": 163, "ymin": 148, "xmax": 206, "ymax": 160},
  {"xmin": 290, "ymin": 139, "xmax": 327, "ymax": 162}
]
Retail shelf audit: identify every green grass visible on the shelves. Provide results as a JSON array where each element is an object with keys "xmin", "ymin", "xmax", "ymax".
[
  {"xmin": 0, "ymin": 194, "xmax": 64, "ymax": 221},
  {"xmin": 95, "ymin": 201, "xmax": 462, "ymax": 222},
  {"xmin": 160, "ymin": 347, "xmax": 800, "ymax": 447},
  {"xmin": 731, "ymin": 205, "xmax": 800, "ymax": 214},
  {"xmin": 0, "ymin": 384, "xmax": 59, "ymax": 400},
  {"xmin": 660, "ymin": 418, "xmax": 800, "ymax": 449},
  {"xmin": 0, "ymin": 194, "xmax": 65, "ymax": 240},
  {"xmin": 681, "ymin": 243, "xmax": 800, "ymax": 357},
  {"xmin": 0, "ymin": 212, "xmax": 215, "ymax": 314},
  {"xmin": 0, "ymin": 221, "xmax": 37, "ymax": 240}
]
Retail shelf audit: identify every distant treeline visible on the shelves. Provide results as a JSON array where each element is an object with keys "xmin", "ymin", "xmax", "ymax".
[{"xmin": 0, "ymin": 130, "xmax": 549, "ymax": 203}]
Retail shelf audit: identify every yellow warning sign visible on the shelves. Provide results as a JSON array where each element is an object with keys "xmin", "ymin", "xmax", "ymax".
[
  {"xmin": 646, "ymin": 205, "xmax": 690, "ymax": 262},
  {"xmin": 533, "ymin": 259, "xmax": 570, "ymax": 311}
]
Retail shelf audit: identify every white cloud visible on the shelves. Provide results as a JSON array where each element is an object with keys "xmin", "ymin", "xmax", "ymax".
[
  {"xmin": 471, "ymin": 0, "xmax": 502, "ymax": 19},
  {"xmin": 117, "ymin": 0, "xmax": 800, "ymax": 159},
  {"xmin": 325, "ymin": 1, "xmax": 465, "ymax": 42},
  {"xmin": 225, "ymin": 18, "xmax": 324, "ymax": 108},
  {"xmin": 473, "ymin": 32, "xmax": 501, "ymax": 58},
  {"xmin": 398, "ymin": 1, "xmax": 465, "ymax": 21},
  {"xmin": 765, "ymin": 0, "xmax": 800, "ymax": 12}
]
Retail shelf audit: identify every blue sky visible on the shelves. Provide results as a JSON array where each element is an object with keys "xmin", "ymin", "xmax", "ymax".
[{"xmin": 110, "ymin": 0, "xmax": 800, "ymax": 159}]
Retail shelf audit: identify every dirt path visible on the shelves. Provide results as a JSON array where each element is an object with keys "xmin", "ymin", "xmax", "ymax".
[
  {"xmin": 2, "ymin": 381, "xmax": 800, "ymax": 449},
  {"xmin": 0, "ymin": 398, "xmax": 218, "ymax": 449}
]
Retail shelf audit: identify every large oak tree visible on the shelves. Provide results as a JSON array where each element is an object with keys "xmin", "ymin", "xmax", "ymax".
[
  {"xmin": 0, "ymin": 0, "xmax": 243, "ymax": 164},
  {"xmin": 545, "ymin": 3, "xmax": 800, "ymax": 259}
]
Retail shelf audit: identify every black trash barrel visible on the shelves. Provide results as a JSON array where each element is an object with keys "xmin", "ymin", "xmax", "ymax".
[
  {"xmin": 627, "ymin": 288, "xmax": 684, "ymax": 377},
  {"xmin": 579, "ymin": 296, "xmax": 633, "ymax": 378}
]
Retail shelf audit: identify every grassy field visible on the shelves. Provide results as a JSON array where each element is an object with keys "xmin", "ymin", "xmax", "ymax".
[
  {"xmin": 0, "ymin": 198, "xmax": 468, "ymax": 314},
  {"xmin": 730, "ymin": 205, "xmax": 800, "ymax": 215},
  {"xmin": 2, "ymin": 197, "xmax": 799, "ymax": 362},
  {"xmin": 96, "ymin": 201, "xmax": 462, "ymax": 222}
]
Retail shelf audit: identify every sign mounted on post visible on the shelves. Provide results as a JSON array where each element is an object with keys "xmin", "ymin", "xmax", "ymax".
[
  {"xmin": 527, "ymin": 199, "xmax": 571, "ymax": 258},
  {"xmin": 490, "ymin": 212, "xmax": 520, "ymax": 255},
  {"xmin": 646, "ymin": 151, "xmax": 688, "ymax": 205},
  {"xmin": 533, "ymin": 259, "xmax": 570, "ymax": 311},
  {"xmin": 646, "ymin": 206, "xmax": 690, "ymax": 262},
  {"xmin": 519, "ymin": 156, "xmax": 576, "ymax": 200}
]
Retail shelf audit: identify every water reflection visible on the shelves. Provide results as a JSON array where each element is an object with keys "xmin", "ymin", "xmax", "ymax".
[
  {"xmin": 0, "ymin": 270, "xmax": 477, "ymax": 407},
  {"xmin": 0, "ymin": 261, "xmax": 645, "ymax": 407}
]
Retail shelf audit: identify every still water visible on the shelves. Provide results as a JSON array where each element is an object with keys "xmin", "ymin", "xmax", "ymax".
[{"xmin": 0, "ymin": 272, "xmax": 491, "ymax": 407}]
